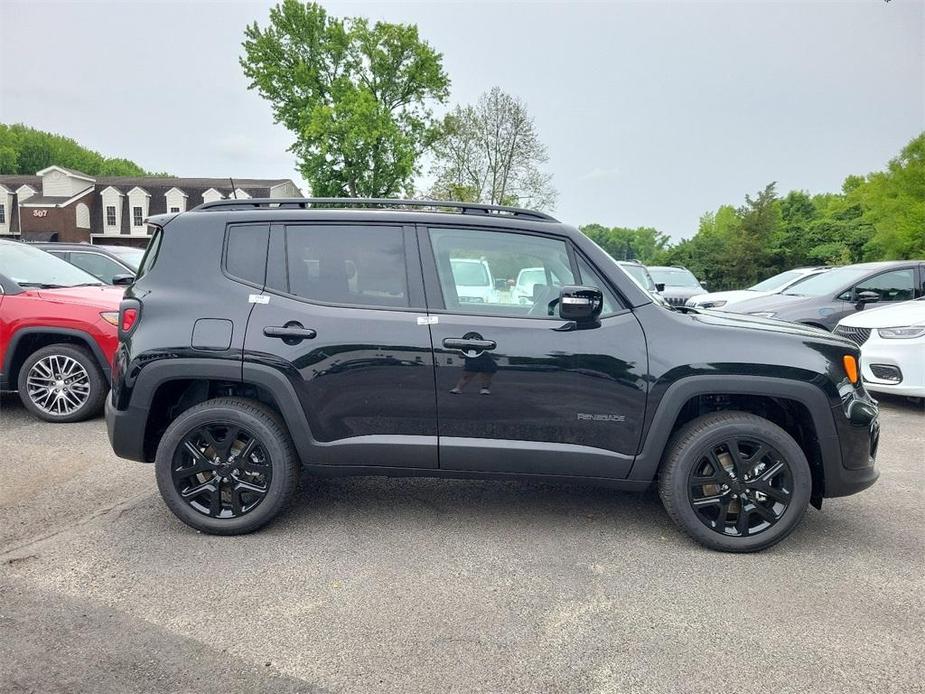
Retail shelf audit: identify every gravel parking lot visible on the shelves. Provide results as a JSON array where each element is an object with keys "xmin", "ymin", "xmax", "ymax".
[{"xmin": 1, "ymin": 392, "xmax": 922, "ymax": 694}]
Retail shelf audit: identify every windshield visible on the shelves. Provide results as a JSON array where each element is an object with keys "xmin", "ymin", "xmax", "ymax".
[
  {"xmin": 450, "ymin": 259, "xmax": 490, "ymax": 287},
  {"xmin": 648, "ymin": 267, "xmax": 701, "ymax": 288},
  {"xmin": 749, "ymin": 269, "xmax": 807, "ymax": 292},
  {"xmin": 783, "ymin": 266, "xmax": 874, "ymax": 297},
  {"xmin": 620, "ymin": 264, "xmax": 656, "ymax": 291},
  {"xmin": 0, "ymin": 243, "xmax": 103, "ymax": 288},
  {"xmin": 109, "ymin": 247, "xmax": 145, "ymax": 270}
]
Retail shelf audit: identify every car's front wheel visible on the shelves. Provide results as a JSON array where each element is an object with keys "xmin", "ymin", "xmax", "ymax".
[
  {"xmin": 155, "ymin": 398, "xmax": 300, "ymax": 535},
  {"xmin": 17, "ymin": 343, "xmax": 107, "ymax": 423},
  {"xmin": 658, "ymin": 411, "xmax": 812, "ymax": 552}
]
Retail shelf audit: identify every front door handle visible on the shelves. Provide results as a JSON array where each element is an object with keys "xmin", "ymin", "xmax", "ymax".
[
  {"xmin": 264, "ymin": 323, "xmax": 317, "ymax": 344},
  {"xmin": 443, "ymin": 337, "xmax": 497, "ymax": 356}
]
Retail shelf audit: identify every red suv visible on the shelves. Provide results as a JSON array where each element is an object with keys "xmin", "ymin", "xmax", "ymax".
[{"xmin": 0, "ymin": 240, "xmax": 123, "ymax": 422}]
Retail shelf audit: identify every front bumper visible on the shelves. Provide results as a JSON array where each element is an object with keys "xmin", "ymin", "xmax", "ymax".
[
  {"xmin": 859, "ymin": 333, "xmax": 925, "ymax": 398},
  {"xmin": 823, "ymin": 389, "xmax": 880, "ymax": 498}
]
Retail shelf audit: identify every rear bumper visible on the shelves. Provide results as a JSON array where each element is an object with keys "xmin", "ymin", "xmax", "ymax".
[{"xmin": 105, "ymin": 394, "xmax": 149, "ymax": 462}]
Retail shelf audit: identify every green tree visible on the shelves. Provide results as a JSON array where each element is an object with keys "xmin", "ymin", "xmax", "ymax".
[
  {"xmin": 241, "ymin": 0, "xmax": 450, "ymax": 197},
  {"xmin": 580, "ymin": 223, "xmax": 670, "ymax": 263},
  {"xmin": 0, "ymin": 123, "xmax": 156, "ymax": 176},
  {"xmin": 851, "ymin": 132, "xmax": 925, "ymax": 259}
]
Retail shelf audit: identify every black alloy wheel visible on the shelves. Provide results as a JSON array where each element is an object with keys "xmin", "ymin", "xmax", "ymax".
[
  {"xmin": 687, "ymin": 437, "xmax": 793, "ymax": 538},
  {"xmin": 155, "ymin": 398, "xmax": 300, "ymax": 535},
  {"xmin": 658, "ymin": 411, "xmax": 811, "ymax": 552},
  {"xmin": 172, "ymin": 424, "xmax": 273, "ymax": 519}
]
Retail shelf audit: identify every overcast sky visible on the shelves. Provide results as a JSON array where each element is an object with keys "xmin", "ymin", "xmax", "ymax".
[{"xmin": 1, "ymin": 0, "xmax": 922, "ymax": 238}]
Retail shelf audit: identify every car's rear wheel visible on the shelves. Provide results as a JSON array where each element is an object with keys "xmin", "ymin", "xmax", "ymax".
[
  {"xmin": 17, "ymin": 344, "xmax": 107, "ymax": 423},
  {"xmin": 155, "ymin": 397, "xmax": 300, "ymax": 535},
  {"xmin": 658, "ymin": 411, "xmax": 811, "ymax": 552}
]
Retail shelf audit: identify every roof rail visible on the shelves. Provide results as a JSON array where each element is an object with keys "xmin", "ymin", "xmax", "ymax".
[{"xmin": 193, "ymin": 197, "xmax": 558, "ymax": 222}]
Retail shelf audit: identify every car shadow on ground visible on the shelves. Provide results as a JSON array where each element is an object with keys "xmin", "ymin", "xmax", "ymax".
[{"xmin": 870, "ymin": 391, "xmax": 924, "ymax": 414}]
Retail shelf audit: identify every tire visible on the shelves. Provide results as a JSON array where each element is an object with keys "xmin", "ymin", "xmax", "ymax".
[
  {"xmin": 155, "ymin": 397, "xmax": 300, "ymax": 535},
  {"xmin": 17, "ymin": 343, "xmax": 107, "ymax": 423},
  {"xmin": 657, "ymin": 411, "xmax": 811, "ymax": 553}
]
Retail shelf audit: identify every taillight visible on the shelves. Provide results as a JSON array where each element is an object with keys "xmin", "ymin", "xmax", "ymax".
[{"xmin": 121, "ymin": 308, "xmax": 138, "ymax": 332}]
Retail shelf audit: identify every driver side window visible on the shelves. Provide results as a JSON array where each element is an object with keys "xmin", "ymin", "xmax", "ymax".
[
  {"xmin": 428, "ymin": 228, "xmax": 575, "ymax": 317},
  {"xmin": 853, "ymin": 269, "xmax": 915, "ymax": 303}
]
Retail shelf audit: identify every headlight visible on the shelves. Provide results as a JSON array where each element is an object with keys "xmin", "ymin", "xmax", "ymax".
[
  {"xmin": 877, "ymin": 326, "xmax": 925, "ymax": 339},
  {"xmin": 750, "ymin": 311, "xmax": 777, "ymax": 318},
  {"xmin": 701, "ymin": 300, "xmax": 727, "ymax": 309},
  {"xmin": 100, "ymin": 311, "xmax": 120, "ymax": 326}
]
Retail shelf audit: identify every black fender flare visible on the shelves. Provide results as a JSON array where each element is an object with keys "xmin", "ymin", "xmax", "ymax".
[
  {"xmin": 2, "ymin": 327, "xmax": 112, "ymax": 389},
  {"xmin": 628, "ymin": 375, "xmax": 841, "ymax": 486},
  {"xmin": 109, "ymin": 357, "xmax": 315, "ymax": 462}
]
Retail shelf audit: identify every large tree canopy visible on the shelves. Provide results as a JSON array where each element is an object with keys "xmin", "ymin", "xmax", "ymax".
[
  {"xmin": 0, "ymin": 123, "xmax": 160, "ymax": 176},
  {"xmin": 241, "ymin": 0, "xmax": 450, "ymax": 197},
  {"xmin": 428, "ymin": 87, "xmax": 556, "ymax": 211}
]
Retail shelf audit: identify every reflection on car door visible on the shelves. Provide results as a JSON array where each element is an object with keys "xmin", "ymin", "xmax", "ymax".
[
  {"xmin": 244, "ymin": 223, "xmax": 438, "ymax": 469},
  {"xmin": 421, "ymin": 225, "xmax": 648, "ymax": 479}
]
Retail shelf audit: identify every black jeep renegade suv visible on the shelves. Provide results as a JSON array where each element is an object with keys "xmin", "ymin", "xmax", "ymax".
[{"xmin": 106, "ymin": 198, "xmax": 880, "ymax": 552}]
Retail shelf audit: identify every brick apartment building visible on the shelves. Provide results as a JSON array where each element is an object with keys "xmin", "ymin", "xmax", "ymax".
[{"xmin": 0, "ymin": 165, "xmax": 301, "ymax": 247}]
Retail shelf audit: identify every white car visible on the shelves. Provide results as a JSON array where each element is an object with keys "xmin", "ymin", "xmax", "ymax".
[
  {"xmin": 835, "ymin": 297, "xmax": 925, "ymax": 398},
  {"xmin": 450, "ymin": 258, "xmax": 497, "ymax": 304},
  {"xmin": 686, "ymin": 267, "xmax": 828, "ymax": 309}
]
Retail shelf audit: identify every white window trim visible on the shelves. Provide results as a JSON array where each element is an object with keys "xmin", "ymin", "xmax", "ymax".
[
  {"xmin": 100, "ymin": 186, "xmax": 123, "ymax": 235},
  {"xmin": 126, "ymin": 186, "xmax": 151, "ymax": 233}
]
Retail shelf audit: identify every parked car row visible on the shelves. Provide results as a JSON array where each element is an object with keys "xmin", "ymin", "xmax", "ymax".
[{"xmin": 610, "ymin": 258, "xmax": 924, "ymax": 399}]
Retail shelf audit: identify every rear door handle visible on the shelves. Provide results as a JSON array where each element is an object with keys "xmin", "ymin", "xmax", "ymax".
[{"xmin": 264, "ymin": 323, "xmax": 317, "ymax": 344}]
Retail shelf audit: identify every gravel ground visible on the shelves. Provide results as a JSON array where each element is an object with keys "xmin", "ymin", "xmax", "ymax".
[{"xmin": 1, "ymin": 391, "xmax": 923, "ymax": 694}]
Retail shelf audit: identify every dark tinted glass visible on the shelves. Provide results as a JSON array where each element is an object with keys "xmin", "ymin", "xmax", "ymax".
[
  {"xmin": 68, "ymin": 252, "xmax": 126, "ymax": 282},
  {"xmin": 428, "ymin": 228, "xmax": 575, "ymax": 317},
  {"xmin": 276, "ymin": 225, "xmax": 408, "ymax": 308},
  {"xmin": 855, "ymin": 269, "xmax": 915, "ymax": 302},
  {"xmin": 225, "ymin": 224, "xmax": 269, "ymax": 286},
  {"xmin": 136, "ymin": 229, "xmax": 162, "ymax": 279}
]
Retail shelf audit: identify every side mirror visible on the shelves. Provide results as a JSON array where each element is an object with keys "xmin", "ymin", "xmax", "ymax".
[
  {"xmin": 700, "ymin": 280, "xmax": 709, "ymax": 290},
  {"xmin": 112, "ymin": 273, "xmax": 135, "ymax": 286},
  {"xmin": 655, "ymin": 282, "xmax": 665, "ymax": 293},
  {"xmin": 494, "ymin": 278, "xmax": 507, "ymax": 291},
  {"xmin": 855, "ymin": 290, "xmax": 879, "ymax": 308},
  {"xmin": 558, "ymin": 285, "xmax": 603, "ymax": 323}
]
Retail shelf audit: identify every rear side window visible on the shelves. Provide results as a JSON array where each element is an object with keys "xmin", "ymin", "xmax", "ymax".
[
  {"xmin": 225, "ymin": 224, "xmax": 270, "ymax": 286},
  {"xmin": 268, "ymin": 225, "xmax": 409, "ymax": 308}
]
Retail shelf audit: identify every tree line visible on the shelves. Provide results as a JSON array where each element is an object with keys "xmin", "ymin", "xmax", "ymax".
[
  {"xmin": 0, "ymin": 123, "xmax": 166, "ymax": 177},
  {"xmin": 583, "ymin": 133, "xmax": 924, "ymax": 290}
]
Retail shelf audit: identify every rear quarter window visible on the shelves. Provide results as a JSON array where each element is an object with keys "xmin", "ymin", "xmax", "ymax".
[
  {"xmin": 135, "ymin": 229, "xmax": 163, "ymax": 280},
  {"xmin": 224, "ymin": 224, "xmax": 270, "ymax": 287}
]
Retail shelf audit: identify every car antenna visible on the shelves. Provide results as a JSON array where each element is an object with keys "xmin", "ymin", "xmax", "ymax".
[{"xmin": 229, "ymin": 177, "xmax": 237, "ymax": 200}]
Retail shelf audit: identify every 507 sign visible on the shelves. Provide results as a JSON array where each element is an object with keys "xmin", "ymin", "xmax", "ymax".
[{"xmin": 32, "ymin": 209, "xmax": 48, "ymax": 217}]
